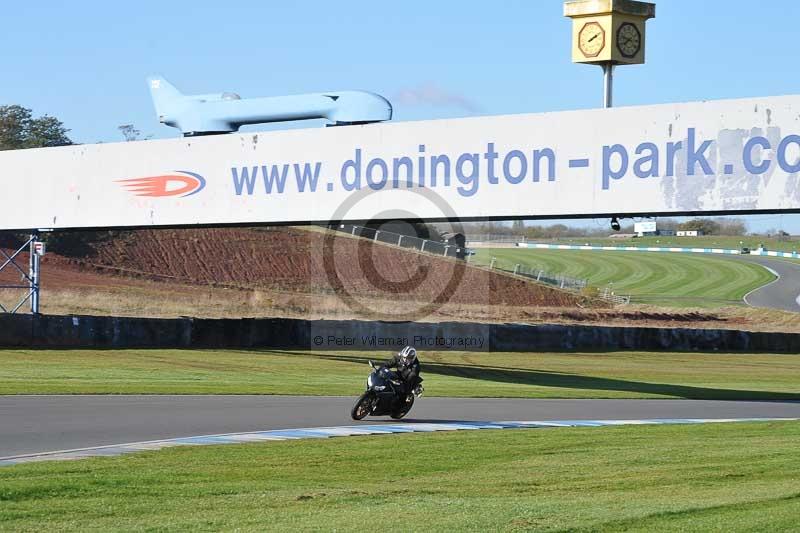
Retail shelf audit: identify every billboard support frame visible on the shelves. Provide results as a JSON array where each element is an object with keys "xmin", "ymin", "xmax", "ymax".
[{"xmin": 0, "ymin": 233, "xmax": 40, "ymax": 315}]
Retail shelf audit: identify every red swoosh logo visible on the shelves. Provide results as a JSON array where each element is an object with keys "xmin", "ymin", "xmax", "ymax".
[{"xmin": 116, "ymin": 173, "xmax": 204, "ymax": 198}]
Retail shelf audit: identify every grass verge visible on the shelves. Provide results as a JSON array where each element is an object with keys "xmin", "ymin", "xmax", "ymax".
[
  {"xmin": 2, "ymin": 349, "xmax": 800, "ymax": 399},
  {"xmin": 472, "ymin": 248, "xmax": 775, "ymax": 307},
  {"xmin": 1, "ymin": 422, "xmax": 799, "ymax": 531}
]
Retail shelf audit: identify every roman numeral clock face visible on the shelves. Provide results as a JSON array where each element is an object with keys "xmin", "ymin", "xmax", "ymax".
[{"xmin": 616, "ymin": 22, "xmax": 642, "ymax": 58}]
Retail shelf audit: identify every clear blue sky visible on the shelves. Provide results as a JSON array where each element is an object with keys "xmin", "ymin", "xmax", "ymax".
[{"xmin": 2, "ymin": 0, "xmax": 799, "ymax": 232}]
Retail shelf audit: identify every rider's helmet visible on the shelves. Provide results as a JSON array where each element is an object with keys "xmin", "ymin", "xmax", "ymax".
[{"xmin": 398, "ymin": 346, "xmax": 417, "ymax": 365}]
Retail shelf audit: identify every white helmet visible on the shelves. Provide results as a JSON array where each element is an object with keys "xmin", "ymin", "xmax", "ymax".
[{"xmin": 399, "ymin": 346, "xmax": 417, "ymax": 365}]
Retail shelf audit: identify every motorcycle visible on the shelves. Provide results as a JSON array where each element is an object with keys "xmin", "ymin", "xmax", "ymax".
[{"xmin": 350, "ymin": 360, "xmax": 419, "ymax": 420}]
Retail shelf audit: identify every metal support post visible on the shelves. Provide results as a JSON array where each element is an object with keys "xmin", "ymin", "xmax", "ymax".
[
  {"xmin": 29, "ymin": 233, "xmax": 40, "ymax": 314},
  {"xmin": 603, "ymin": 64, "xmax": 614, "ymax": 108}
]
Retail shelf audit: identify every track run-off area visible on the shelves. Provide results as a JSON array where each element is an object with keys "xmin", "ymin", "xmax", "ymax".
[
  {"xmin": 473, "ymin": 248, "xmax": 800, "ymax": 309},
  {"xmin": 2, "ymin": 395, "xmax": 800, "ymax": 462},
  {"xmin": 3, "ymin": 349, "xmax": 800, "ymax": 529},
  {"xmin": 3, "ymin": 347, "xmax": 800, "ymax": 460}
]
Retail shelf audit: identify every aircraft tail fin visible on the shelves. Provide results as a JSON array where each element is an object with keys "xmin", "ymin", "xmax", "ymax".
[{"xmin": 146, "ymin": 75, "xmax": 183, "ymax": 123}]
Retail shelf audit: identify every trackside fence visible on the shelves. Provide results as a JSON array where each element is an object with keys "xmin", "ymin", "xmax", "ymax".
[
  {"xmin": 601, "ymin": 286, "xmax": 632, "ymax": 305},
  {"xmin": 487, "ymin": 258, "xmax": 631, "ymax": 305},
  {"xmin": 504, "ymin": 262, "xmax": 588, "ymax": 291},
  {"xmin": 331, "ymin": 224, "xmax": 465, "ymax": 259},
  {"xmin": 330, "ymin": 225, "xmax": 629, "ymax": 304},
  {"xmin": 467, "ymin": 234, "xmax": 525, "ymax": 245}
]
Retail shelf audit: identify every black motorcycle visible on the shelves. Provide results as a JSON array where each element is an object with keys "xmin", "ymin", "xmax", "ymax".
[{"xmin": 351, "ymin": 361, "xmax": 417, "ymax": 420}]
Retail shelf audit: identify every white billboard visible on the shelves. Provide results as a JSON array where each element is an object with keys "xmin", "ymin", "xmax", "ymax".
[
  {"xmin": 1, "ymin": 94, "xmax": 800, "ymax": 231},
  {"xmin": 634, "ymin": 221, "xmax": 657, "ymax": 233}
]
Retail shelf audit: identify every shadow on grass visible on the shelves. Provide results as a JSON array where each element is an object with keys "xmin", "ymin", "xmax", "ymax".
[{"xmin": 271, "ymin": 351, "xmax": 800, "ymax": 402}]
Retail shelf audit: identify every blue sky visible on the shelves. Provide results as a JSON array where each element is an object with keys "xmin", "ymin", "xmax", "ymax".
[{"xmin": 2, "ymin": 0, "xmax": 799, "ymax": 232}]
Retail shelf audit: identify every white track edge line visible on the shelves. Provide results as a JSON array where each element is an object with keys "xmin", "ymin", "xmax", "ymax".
[{"xmin": 2, "ymin": 418, "xmax": 798, "ymax": 464}]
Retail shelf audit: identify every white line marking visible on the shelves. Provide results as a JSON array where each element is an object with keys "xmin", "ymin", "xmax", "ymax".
[{"xmin": 2, "ymin": 418, "xmax": 798, "ymax": 466}]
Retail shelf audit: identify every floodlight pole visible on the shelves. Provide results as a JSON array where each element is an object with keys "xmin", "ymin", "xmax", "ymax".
[{"xmin": 603, "ymin": 64, "xmax": 614, "ymax": 108}]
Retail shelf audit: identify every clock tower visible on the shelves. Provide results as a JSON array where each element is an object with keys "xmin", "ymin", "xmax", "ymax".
[
  {"xmin": 564, "ymin": 0, "xmax": 655, "ymax": 65},
  {"xmin": 564, "ymin": 0, "xmax": 655, "ymax": 108}
]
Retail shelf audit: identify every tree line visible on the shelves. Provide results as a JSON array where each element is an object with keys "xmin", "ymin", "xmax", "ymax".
[
  {"xmin": 462, "ymin": 217, "xmax": 751, "ymax": 239},
  {"xmin": 0, "ymin": 105, "xmax": 71, "ymax": 150}
]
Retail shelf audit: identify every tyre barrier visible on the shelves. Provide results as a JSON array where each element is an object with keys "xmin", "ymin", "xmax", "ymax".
[{"xmin": 1, "ymin": 313, "xmax": 799, "ymax": 353}]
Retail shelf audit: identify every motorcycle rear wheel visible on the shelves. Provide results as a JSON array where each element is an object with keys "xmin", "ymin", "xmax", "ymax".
[
  {"xmin": 351, "ymin": 392, "xmax": 374, "ymax": 420},
  {"xmin": 390, "ymin": 395, "xmax": 414, "ymax": 419}
]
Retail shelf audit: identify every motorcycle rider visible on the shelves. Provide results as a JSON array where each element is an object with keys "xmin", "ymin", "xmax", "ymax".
[{"xmin": 383, "ymin": 346, "xmax": 424, "ymax": 398}]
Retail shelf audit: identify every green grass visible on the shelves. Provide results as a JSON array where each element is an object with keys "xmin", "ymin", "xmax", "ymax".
[
  {"xmin": 519, "ymin": 235, "xmax": 800, "ymax": 254},
  {"xmin": 473, "ymin": 248, "xmax": 775, "ymax": 306},
  {"xmin": 2, "ymin": 349, "xmax": 800, "ymax": 400},
  {"xmin": 2, "ymin": 421, "xmax": 800, "ymax": 531}
]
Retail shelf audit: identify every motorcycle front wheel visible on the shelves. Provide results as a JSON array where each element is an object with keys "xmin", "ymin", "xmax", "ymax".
[{"xmin": 351, "ymin": 392, "xmax": 374, "ymax": 420}]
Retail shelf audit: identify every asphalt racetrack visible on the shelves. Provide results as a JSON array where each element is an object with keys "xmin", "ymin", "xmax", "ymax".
[
  {"xmin": 3, "ymin": 395, "xmax": 800, "ymax": 458},
  {"xmin": 742, "ymin": 256, "xmax": 800, "ymax": 312}
]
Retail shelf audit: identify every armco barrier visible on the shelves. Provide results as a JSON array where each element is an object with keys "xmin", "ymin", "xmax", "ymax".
[{"xmin": 1, "ymin": 313, "xmax": 798, "ymax": 353}]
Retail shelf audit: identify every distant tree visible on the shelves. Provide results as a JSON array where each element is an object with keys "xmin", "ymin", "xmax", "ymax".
[
  {"xmin": 461, "ymin": 221, "xmax": 516, "ymax": 236},
  {"xmin": 713, "ymin": 217, "xmax": 747, "ymax": 235},
  {"xmin": 544, "ymin": 224, "xmax": 570, "ymax": 238},
  {"xmin": 463, "ymin": 219, "xmax": 644, "ymax": 241},
  {"xmin": 678, "ymin": 218, "xmax": 721, "ymax": 235},
  {"xmin": 118, "ymin": 124, "xmax": 140, "ymax": 142},
  {"xmin": 0, "ymin": 105, "xmax": 72, "ymax": 150},
  {"xmin": 523, "ymin": 226, "xmax": 545, "ymax": 239}
]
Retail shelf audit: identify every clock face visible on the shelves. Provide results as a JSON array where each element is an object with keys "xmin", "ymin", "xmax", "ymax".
[
  {"xmin": 616, "ymin": 22, "xmax": 642, "ymax": 58},
  {"xmin": 578, "ymin": 22, "xmax": 605, "ymax": 58}
]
